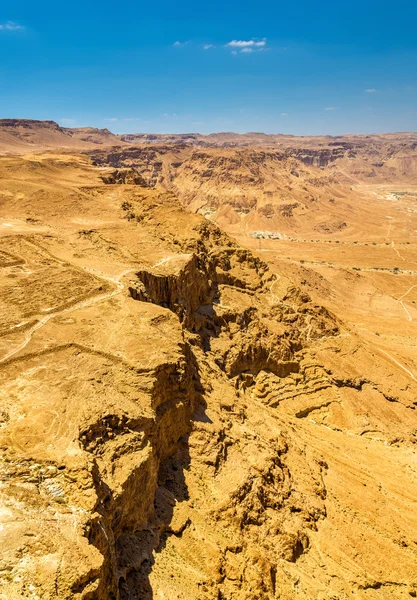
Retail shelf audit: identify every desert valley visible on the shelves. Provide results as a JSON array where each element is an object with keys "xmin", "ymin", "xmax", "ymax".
[{"xmin": 0, "ymin": 118, "xmax": 416, "ymax": 600}]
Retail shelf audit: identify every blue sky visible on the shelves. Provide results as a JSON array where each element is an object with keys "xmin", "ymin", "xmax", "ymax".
[{"xmin": 1, "ymin": 0, "xmax": 417, "ymax": 135}]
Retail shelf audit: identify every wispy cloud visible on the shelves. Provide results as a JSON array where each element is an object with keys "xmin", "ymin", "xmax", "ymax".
[
  {"xmin": 280, "ymin": 112, "xmax": 288, "ymax": 117},
  {"xmin": 364, "ymin": 88, "xmax": 378, "ymax": 93},
  {"xmin": 0, "ymin": 21, "xmax": 24, "ymax": 31},
  {"xmin": 226, "ymin": 38, "xmax": 267, "ymax": 53},
  {"xmin": 163, "ymin": 113, "xmax": 177, "ymax": 117},
  {"xmin": 173, "ymin": 38, "xmax": 267, "ymax": 53},
  {"xmin": 104, "ymin": 118, "xmax": 119, "ymax": 122},
  {"xmin": 325, "ymin": 106, "xmax": 338, "ymax": 111}
]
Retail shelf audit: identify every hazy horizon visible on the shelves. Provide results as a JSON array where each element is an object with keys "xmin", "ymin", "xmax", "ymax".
[{"xmin": 3, "ymin": 118, "xmax": 417, "ymax": 138}]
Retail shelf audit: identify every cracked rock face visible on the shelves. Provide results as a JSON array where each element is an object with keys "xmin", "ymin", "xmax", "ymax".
[{"xmin": 0, "ymin": 151, "xmax": 416, "ymax": 600}]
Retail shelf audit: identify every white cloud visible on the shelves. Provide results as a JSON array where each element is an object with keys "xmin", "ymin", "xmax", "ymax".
[
  {"xmin": 226, "ymin": 38, "xmax": 267, "ymax": 54},
  {"xmin": 104, "ymin": 118, "xmax": 119, "ymax": 122},
  {"xmin": 325, "ymin": 106, "xmax": 338, "ymax": 111},
  {"xmin": 163, "ymin": 113, "xmax": 177, "ymax": 117},
  {"xmin": 364, "ymin": 88, "xmax": 378, "ymax": 93},
  {"xmin": 173, "ymin": 40, "xmax": 189, "ymax": 47},
  {"xmin": 226, "ymin": 39, "xmax": 266, "ymax": 48},
  {"xmin": 203, "ymin": 44, "xmax": 214, "ymax": 50},
  {"xmin": 59, "ymin": 118, "xmax": 77, "ymax": 126},
  {"xmin": 0, "ymin": 21, "xmax": 24, "ymax": 31},
  {"xmin": 280, "ymin": 112, "xmax": 288, "ymax": 117}
]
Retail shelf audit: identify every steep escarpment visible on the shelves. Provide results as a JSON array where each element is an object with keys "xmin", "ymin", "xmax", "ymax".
[
  {"xmin": 286, "ymin": 147, "xmax": 349, "ymax": 167},
  {"xmin": 83, "ymin": 341, "xmax": 199, "ymax": 599},
  {"xmin": 88, "ymin": 145, "xmax": 363, "ymax": 239},
  {"xmin": 0, "ymin": 300, "xmax": 197, "ymax": 599},
  {"xmin": 115, "ymin": 231, "xmax": 340, "ymax": 599},
  {"xmin": 119, "ymin": 218, "xmax": 417, "ymax": 599}
]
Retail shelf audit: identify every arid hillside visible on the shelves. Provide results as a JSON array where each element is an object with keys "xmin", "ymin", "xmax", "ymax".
[
  {"xmin": 0, "ymin": 122, "xmax": 416, "ymax": 600},
  {"xmin": 0, "ymin": 119, "xmax": 123, "ymax": 154}
]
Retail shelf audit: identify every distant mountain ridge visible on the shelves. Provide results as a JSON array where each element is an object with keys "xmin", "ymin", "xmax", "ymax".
[
  {"xmin": 118, "ymin": 130, "xmax": 417, "ymax": 149},
  {"xmin": 0, "ymin": 119, "xmax": 416, "ymax": 156}
]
